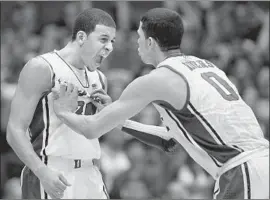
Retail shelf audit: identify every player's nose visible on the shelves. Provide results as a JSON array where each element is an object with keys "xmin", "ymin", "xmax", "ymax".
[{"xmin": 104, "ymin": 41, "xmax": 113, "ymax": 53}]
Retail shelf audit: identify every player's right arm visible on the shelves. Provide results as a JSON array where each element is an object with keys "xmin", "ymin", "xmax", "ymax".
[
  {"xmin": 90, "ymin": 90, "xmax": 179, "ymax": 153},
  {"xmin": 6, "ymin": 57, "xmax": 70, "ymax": 198}
]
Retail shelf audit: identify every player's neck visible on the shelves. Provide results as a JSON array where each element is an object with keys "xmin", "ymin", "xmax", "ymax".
[
  {"xmin": 58, "ymin": 42, "xmax": 85, "ymax": 70},
  {"xmin": 164, "ymin": 49, "xmax": 182, "ymax": 59},
  {"xmin": 154, "ymin": 49, "xmax": 182, "ymax": 67}
]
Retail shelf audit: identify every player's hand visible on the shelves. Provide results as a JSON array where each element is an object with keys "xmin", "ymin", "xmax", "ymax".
[
  {"xmin": 163, "ymin": 138, "xmax": 181, "ymax": 154},
  {"xmin": 52, "ymin": 82, "xmax": 78, "ymax": 116},
  {"xmin": 36, "ymin": 166, "xmax": 71, "ymax": 199},
  {"xmin": 90, "ymin": 89, "xmax": 112, "ymax": 111}
]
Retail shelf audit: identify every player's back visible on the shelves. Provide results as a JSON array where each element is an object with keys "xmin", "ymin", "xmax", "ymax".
[{"xmin": 153, "ymin": 54, "xmax": 269, "ymax": 178}]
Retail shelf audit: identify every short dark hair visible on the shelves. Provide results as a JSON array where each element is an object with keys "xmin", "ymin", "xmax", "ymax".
[
  {"xmin": 71, "ymin": 8, "xmax": 116, "ymax": 41},
  {"xmin": 140, "ymin": 8, "xmax": 184, "ymax": 51}
]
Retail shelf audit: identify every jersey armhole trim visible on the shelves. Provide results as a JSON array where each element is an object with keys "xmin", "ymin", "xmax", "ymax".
[
  {"xmin": 97, "ymin": 70, "xmax": 106, "ymax": 90},
  {"xmin": 38, "ymin": 55, "xmax": 56, "ymax": 89},
  {"xmin": 159, "ymin": 65, "xmax": 190, "ymax": 111}
]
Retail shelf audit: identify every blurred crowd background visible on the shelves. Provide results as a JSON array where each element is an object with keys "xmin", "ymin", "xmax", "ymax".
[{"xmin": 1, "ymin": 1, "xmax": 269, "ymax": 199}]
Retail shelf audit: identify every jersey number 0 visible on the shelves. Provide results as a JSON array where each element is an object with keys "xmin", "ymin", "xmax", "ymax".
[{"xmin": 201, "ymin": 72, "xmax": 239, "ymax": 101}]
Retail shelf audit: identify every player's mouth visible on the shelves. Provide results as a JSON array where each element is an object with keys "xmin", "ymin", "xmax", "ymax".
[
  {"xmin": 95, "ymin": 55, "xmax": 104, "ymax": 64},
  {"xmin": 86, "ymin": 55, "xmax": 105, "ymax": 71}
]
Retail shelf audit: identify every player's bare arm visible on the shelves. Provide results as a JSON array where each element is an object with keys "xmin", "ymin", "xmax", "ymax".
[
  {"xmin": 53, "ymin": 67, "xmax": 188, "ymax": 140},
  {"xmin": 119, "ymin": 67, "xmax": 188, "ymax": 152},
  {"xmin": 88, "ymin": 90, "xmax": 180, "ymax": 153},
  {"xmin": 6, "ymin": 57, "xmax": 52, "ymax": 174},
  {"xmin": 53, "ymin": 73, "xmax": 157, "ymax": 138},
  {"xmin": 89, "ymin": 74, "xmax": 180, "ymax": 153},
  {"xmin": 91, "ymin": 87, "xmax": 180, "ymax": 153},
  {"xmin": 6, "ymin": 57, "xmax": 70, "ymax": 198}
]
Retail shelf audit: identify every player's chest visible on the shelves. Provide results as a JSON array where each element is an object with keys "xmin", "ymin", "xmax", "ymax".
[{"xmin": 55, "ymin": 70, "xmax": 102, "ymax": 94}]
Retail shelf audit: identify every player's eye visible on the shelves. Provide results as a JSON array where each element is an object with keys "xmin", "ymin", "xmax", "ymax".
[{"xmin": 100, "ymin": 38, "xmax": 108, "ymax": 43}]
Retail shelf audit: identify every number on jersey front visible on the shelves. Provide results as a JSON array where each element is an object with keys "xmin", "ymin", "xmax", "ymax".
[{"xmin": 201, "ymin": 72, "xmax": 239, "ymax": 101}]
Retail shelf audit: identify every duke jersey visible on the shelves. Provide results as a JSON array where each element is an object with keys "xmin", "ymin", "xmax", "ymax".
[
  {"xmin": 29, "ymin": 50, "xmax": 106, "ymax": 160},
  {"xmin": 153, "ymin": 55, "xmax": 269, "ymax": 179}
]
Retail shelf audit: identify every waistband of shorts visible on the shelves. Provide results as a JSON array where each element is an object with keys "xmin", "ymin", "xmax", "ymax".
[
  {"xmin": 40, "ymin": 156, "xmax": 101, "ymax": 170},
  {"xmin": 216, "ymin": 147, "xmax": 269, "ymax": 179}
]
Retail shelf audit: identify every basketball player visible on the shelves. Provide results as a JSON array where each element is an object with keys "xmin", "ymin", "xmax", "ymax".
[
  {"xmin": 6, "ymin": 8, "xmax": 116, "ymax": 199},
  {"xmin": 53, "ymin": 8, "xmax": 269, "ymax": 199}
]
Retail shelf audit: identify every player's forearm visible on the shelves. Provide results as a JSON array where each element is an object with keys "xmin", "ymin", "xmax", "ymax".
[
  {"xmin": 56, "ymin": 111, "xmax": 103, "ymax": 139},
  {"xmin": 120, "ymin": 120, "xmax": 172, "ymax": 152},
  {"xmin": 122, "ymin": 120, "xmax": 170, "ymax": 139},
  {"xmin": 6, "ymin": 125, "xmax": 47, "ymax": 178}
]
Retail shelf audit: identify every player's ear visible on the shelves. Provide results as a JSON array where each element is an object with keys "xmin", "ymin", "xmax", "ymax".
[
  {"xmin": 76, "ymin": 31, "xmax": 87, "ymax": 47},
  {"xmin": 148, "ymin": 37, "xmax": 159, "ymax": 50},
  {"xmin": 148, "ymin": 37, "xmax": 155, "ymax": 48}
]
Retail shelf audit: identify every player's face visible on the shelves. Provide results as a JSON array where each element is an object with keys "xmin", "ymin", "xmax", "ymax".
[
  {"xmin": 137, "ymin": 22, "xmax": 153, "ymax": 65},
  {"xmin": 80, "ymin": 24, "xmax": 116, "ymax": 71}
]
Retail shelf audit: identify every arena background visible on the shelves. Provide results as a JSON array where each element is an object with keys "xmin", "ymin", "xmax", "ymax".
[{"xmin": 1, "ymin": 1, "xmax": 269, "ymax": 199}]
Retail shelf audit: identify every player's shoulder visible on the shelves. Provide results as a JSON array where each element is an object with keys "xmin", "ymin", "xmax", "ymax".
[
  {"xmin": 132, "ymin": 67, "xmax": 188, "ymax": 106},
  {"xmin": 150, "ymin": 67, "xmax": 171, "ymax": 79},
  {"xmin": 137, "ymin": 69, "xmax": 164, "ymax": 86},
  {"xmin": 151, "ymin": 65, "xmax": 186, "ymax": 85},
  {"xmin": 18, "ymin": 55, "xmax": 53, "ymax": 90},
  {"xmin": 23, "ymin": 55, "xmax": 52, "ymax": 74},
  {"xmin": 136, "ymin": 67, "xmax": 182, "ymax": 94}
]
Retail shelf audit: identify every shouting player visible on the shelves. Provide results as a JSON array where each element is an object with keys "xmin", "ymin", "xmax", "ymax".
[
  {"xmin": 6, "ymin": 8, "xmax": 116, "ymax": 199},
  {"xmin": 53, "ymin": 8, "xmax": 269, "ymax": 199}
]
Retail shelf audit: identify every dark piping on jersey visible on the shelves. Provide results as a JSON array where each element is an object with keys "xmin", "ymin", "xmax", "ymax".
[
  {"xmin": 42, "ymin": 96, "xmax": 50, "ymax": 164},
  {"xmin": 244, "ymin": 162, "xmax": 251, "ymax": 199},
  {"xmin": 97, "ymin": 70, "xmax": 105, "ymax": 90},
  {"xmin": 165, "ymin": 109, "xmax": 192, "ymax": 143},
  {"xmin": 40, "ymin": 96, "xmax": 50, "ymax": 199},
  {"xmin": 39, "ymin": 55, "xmax": 56, "ymax": 89}
]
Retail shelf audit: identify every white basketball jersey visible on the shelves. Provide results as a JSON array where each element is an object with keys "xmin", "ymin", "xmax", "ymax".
[
  {"xmin": 153, "ymin": 55, "xmax": 269, "ymax": 178},
  {"xmin": 29, "ymin": 50, "xmax": 106, "ymax": 160}
]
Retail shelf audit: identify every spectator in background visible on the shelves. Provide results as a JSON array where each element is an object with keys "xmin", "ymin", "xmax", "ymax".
[
  {"xmin": 106, "ymin": 68, "xmax": 134, "ymax": 101},
  {"xmin": 257, "ymin": 67, "xmax": 269, "ymax": 99},
  {"xmin": 142, "ymin": 147, "xmax": 171, "ymax": 197},
  {"xmin": 2, "ymin": 178, "xmax": 21, "ymax": 199},
  {"xmin": 109, "ymin": 139, "xmax": 149, "ymax": 198},
  {"xmin": 100, "ymin": 129, "xmax": 131, "ymax": 192}
]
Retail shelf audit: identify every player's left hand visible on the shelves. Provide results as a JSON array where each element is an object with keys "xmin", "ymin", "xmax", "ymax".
[
  {"xmin": 52, "ymin": 82, "xmax": 79, "ymax": 115},
  {"xmin": 90, "ymin": 89, "xmax": 112, "ymax": 111}
]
